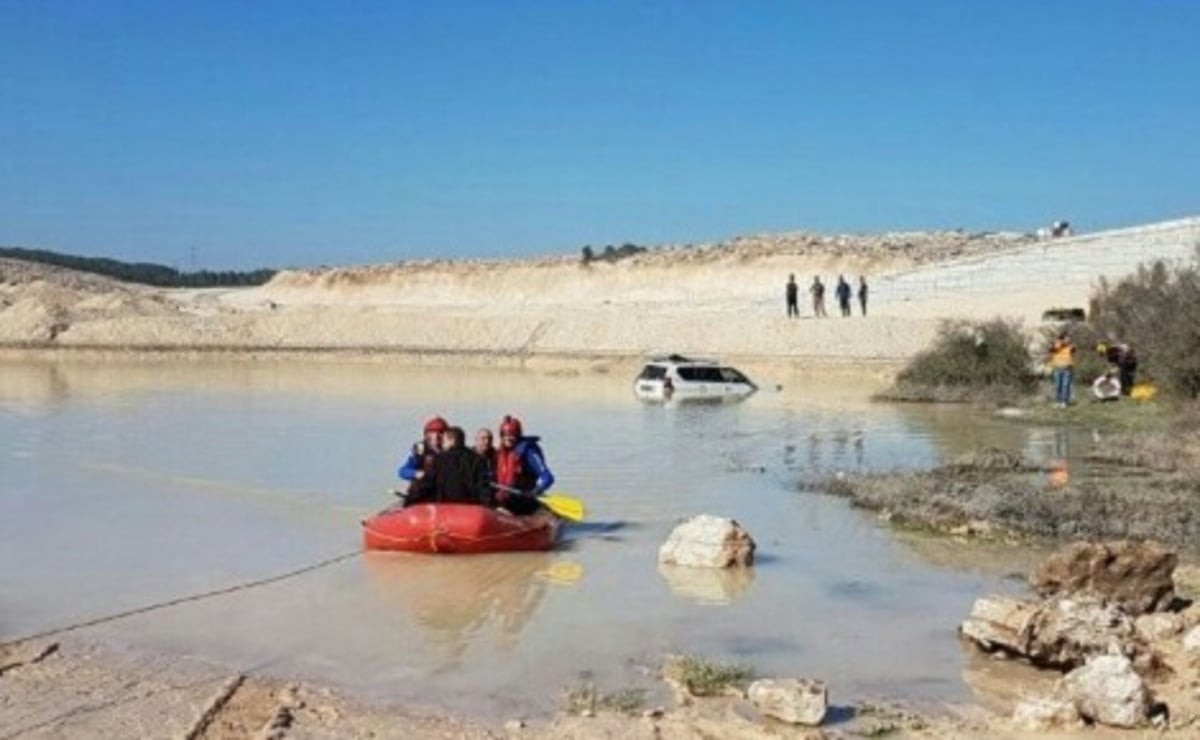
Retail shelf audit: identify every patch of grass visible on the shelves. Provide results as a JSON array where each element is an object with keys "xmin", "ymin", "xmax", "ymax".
[
  {"xmin": 564, "ymin": 676, "xmax": 648, "ymax": 716},
  {"xmin": 860, "ymin": 721, "xmax": 901, "ymax": 737},
  {"xmin": 664, "ymin": 654, "xmax": 753, "ymax": 697},
  {"xmin": 1014, "ymin": 397, "xmax": 1173, "ymax": 432}
]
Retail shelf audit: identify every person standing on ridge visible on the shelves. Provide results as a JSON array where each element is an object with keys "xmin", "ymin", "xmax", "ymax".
[
  {"xmin": 858, "ymin": 276, "xmax": 869, "ymax": 316},
  {"xmin": 810, "ymin": 276, "xmax": 827, "ymax": 317},
  {"xmin": 835, "ymin": 275, "xmax": 852, "ymax": 317},
  {"xmin": 785, "ymin": 274, "xmax": 799, "ymax": 318}
]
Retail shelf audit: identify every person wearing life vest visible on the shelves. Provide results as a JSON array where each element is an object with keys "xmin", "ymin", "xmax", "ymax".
[
  {"xmin": 398, "ymin": 416, "xmax": 448, "ymax": 503},
  {"xmin": 493, "ymin": 415, "xmax": 554, "ymax": 516},
  {"xmin": 1047, "ymin": 333, "xmax": 1075, "ymax": 408}
]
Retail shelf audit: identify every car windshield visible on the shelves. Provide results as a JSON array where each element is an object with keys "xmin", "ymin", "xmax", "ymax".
[
  {"xmin": 637, "ymin": 365, "xmax": 667, "ymax": 380},
  {"xmin": 719, "ymin": 367, "xmax": 750, "ymax": 383}
]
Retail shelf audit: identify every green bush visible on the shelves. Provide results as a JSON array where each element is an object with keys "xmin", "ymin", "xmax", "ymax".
[
  {"xmin": 896, "ymin": 319, "xmax": 1036, "ymax": 392},
  {"xmin": 1088, "ymin": 251, "xmax": 1200, "ymax": 398}
]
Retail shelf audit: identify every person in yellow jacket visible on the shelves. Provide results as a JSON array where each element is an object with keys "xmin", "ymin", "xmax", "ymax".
[{"xmin": 1047, "ymin": 333, "xmax": 1076, "ymax": 407}]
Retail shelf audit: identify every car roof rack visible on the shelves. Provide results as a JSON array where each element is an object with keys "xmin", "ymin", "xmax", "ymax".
[{"xmin": 648, "ymin": 353, "xmax": 718, "ymax": 364}]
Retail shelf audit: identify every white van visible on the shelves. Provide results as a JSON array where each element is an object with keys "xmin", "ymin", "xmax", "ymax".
[{"xmin": 633, "ymin": 354, "xmax": 757, "ymax": 402}]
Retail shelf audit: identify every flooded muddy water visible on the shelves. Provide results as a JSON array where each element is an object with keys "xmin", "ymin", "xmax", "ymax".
[{"xmin": 0, "ymin": 359, "xmax": 1067, "ymax": 717}]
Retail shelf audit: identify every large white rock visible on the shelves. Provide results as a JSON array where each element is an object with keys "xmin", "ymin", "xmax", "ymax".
[
  {"xmin": 747, "ymin": 678, "xmax": 827, "ymax": 726},
  {"xmin": 1060, "ymin": 654, "xmax": 1148, "ymax": 728},
  {"xmin": 658, "ymin": 515, "xmax": 756, "ymax": 569},
  {"xmin": 1011, "ymin": 696, "xmax": 1083, "ymax": 732},
  {"xmin": 1183, "ymin": 626, "xmax": 1200, "ymax": 654}
]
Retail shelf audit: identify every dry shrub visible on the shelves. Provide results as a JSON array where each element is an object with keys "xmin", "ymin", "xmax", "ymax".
[
  {"xmin": 891, "ymin": 319, "xmax": 1035, "ymax": 400},
  {"xmin": 1088, "ymin": 251, "xmax": 1200, "ymax": 398}
]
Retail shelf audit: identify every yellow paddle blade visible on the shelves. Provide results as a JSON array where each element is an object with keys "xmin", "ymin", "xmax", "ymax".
[{"xmin": 540, "ymin": 493, "xmax": 585, "ymax": 522}]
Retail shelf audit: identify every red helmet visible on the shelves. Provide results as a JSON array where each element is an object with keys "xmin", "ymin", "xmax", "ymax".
[
  {"xmin": 423, "ymin": 416, "xmax": 448, "ymax": 434},
  {"xmin": 499, "ymin": 415, "xmax": 523, "ymax": 438}
]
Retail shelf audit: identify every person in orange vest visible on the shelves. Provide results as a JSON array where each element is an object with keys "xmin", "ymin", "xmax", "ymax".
[
  {"xmin": 493, "ymin": 415, "xmax": 555, "ymax": 515},
  {"xmin": 1047, "ymin": 333, "xmax": 1076, "ymax": 408}
]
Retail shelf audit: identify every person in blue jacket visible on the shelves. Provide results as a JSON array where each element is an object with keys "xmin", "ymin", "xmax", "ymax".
[
  {"xmin": 493, "ymin": 415, "xmax": 554, "ymax": 515},
  {"xmin": 398, "ymin": 416, "xmax": 448, "ymax": 503}
]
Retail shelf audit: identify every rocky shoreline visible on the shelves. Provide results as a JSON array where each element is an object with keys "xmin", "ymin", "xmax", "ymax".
[{"xmin": 6, "ymin": 541, "xmax": 1200, "ymax": 738}]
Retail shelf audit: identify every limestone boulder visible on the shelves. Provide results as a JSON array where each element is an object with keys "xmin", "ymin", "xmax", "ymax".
[
  {"xmin": 1134, "ymin": 613, "xmax": 1185, "ymax": 642},
  {"xmin": 1059, "ymin": 654, "xmax": 1149, "ymax": 728},
  {"xmin": 960, "ymin": 595, "xmax": 1037, "ymax": 655},
  {"xmin": 1030, "ymin": 541, "xmax": 1177, "ymax": 615},
  {"xmin": 658, "ymin": 515, "xmax": 755, "ymax": 569},
  {"xmin": 1024, "ymin": 594, "xmax": 1144, "ymax": 670},
  {"xmin": 1011, "ymin": 696, "xmax": 1083, "ymax": 732},
  {"xmin": 961, "ymin": 594, "xmax": 1151, "ymax": 671},
  {"xmin": 747, "ymin": 678, "xmax": 827, "ymax": 726},
  {"xmin": 1183, "ymin": 626, "xmax": 1200, "ymax": 654}
]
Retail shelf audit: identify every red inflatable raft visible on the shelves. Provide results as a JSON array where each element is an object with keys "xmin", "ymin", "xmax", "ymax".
[{"xmin": 362, "ymin": 503, "xmax": 561, "ymax": 554}]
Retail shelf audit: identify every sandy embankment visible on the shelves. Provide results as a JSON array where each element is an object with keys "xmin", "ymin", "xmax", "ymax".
[{"xmin": 1, "ymin": 218, "xmax": 1196, "ymax": 367}]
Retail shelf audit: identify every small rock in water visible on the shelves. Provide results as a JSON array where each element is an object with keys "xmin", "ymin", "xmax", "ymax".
[
  {"xmin": 658, "ymin": 514, "xmax": 756, "ymax": 568},
  {"xmin": 504, "ymin": 718, "xmax": 526, "ymax": 732}
]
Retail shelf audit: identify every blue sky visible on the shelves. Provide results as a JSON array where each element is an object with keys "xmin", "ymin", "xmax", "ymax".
[{"xmin": 2, "ymin": 1, "xmax": 1198, "ymax": 269}]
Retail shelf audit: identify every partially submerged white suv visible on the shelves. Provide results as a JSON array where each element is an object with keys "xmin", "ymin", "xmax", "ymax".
[{"xmin": 633, "ymin": 354, "xmax": 757, "ymax": 402}]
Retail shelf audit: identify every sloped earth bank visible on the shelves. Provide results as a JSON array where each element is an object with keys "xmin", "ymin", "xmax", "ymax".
[{"xmin": 0, "ymin": 231, "xmax": 1025, "ymax": 364}]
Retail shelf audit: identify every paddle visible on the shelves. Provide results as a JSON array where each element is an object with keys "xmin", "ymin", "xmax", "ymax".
[
  {"xmin": 493, "ymin": 483, "xmax": 586, "ymax": 522},
  {"xmin": 388, "ymin": 485, "xmax": 586, "ymax": 522}
]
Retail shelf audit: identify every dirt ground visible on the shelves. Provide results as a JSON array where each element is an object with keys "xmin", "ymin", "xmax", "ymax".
[{"xmin": 6, "ymin": 631, "xmax": 1200, "ymax": 739}]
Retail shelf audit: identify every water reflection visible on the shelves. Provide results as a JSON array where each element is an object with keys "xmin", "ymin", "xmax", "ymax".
[
  {"xmin": 657, "ymin": 563, "xmax": 755, "ymax": 605},
  {"xmin": 362, "ymin": 553, "xmax": 569, "ymax": 672}
]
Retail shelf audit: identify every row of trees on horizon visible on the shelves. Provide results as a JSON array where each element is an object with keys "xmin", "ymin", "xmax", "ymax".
[{"xmin": 0, "ymin": 246, "xmax": 276, "ymax": 288}]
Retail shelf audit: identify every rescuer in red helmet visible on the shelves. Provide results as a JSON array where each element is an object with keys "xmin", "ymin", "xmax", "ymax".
[
  {"xmin": 398, "ymin": 415, "xmax": 449, "ymax": 492},
  {"xmin": 492, "ymin": 414, "xmax": 555, "ymax": 515}
]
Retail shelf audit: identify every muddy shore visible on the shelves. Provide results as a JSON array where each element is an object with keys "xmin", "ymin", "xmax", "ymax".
[{"xmin": 808, "ymin": 407, "xmax": 1200, "ymax": 551}]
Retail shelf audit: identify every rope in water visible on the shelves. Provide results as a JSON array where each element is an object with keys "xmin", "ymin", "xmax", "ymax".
[{"xmin": 0, "ymin": 549, "xmax": 362, "ymax": 649}]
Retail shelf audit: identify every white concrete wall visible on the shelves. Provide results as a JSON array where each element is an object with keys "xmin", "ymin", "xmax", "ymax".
[{"xmin": 876, "ymin": 217, "xmax": 1200, "ymax": 321}]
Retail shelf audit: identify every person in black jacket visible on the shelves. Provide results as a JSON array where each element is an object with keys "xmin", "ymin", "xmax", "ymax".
[
  {"xmin": 785, "ymin": 274, "xmax": 799, "ymax": 318},
  {"xmin": 835, "ymin": 275, "xmax": 852, "ymax": 317},
  {"xmin": 408, "ymin": 426, "xmax": 492, "ymax": 506}
]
